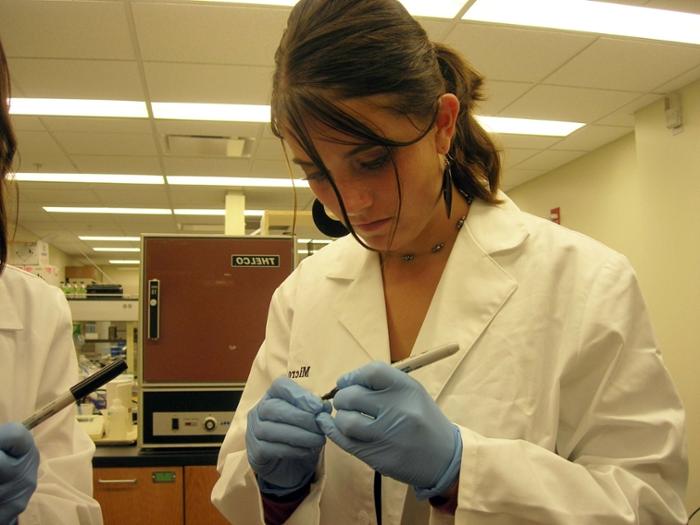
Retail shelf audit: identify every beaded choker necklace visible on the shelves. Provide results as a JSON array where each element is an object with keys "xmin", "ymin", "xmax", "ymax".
[{"xmin": 399, "ymin": 189, "xmax": 474, "ymax": 263}]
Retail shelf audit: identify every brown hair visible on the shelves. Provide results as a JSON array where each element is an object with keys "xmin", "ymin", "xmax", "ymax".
[
  {"xmin": 271, "ymin": 0, "xmax": 501, "ymax": 240},
  {"xmin": 0, "ymin": 38, "xmax": 17, "ymax": 273}
]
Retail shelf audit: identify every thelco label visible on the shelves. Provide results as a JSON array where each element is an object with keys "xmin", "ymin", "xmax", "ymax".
[{"xmin": 231, "ymin": 255, "xmax": 280, "ymax": 268}]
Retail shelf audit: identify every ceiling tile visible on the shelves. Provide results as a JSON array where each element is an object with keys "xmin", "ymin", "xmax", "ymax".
[
  {"xmin": 144, "ymin": 63, "xmax": 274, "ymax": 104},
  {"xmin": 419, "ymin": 19, "xmax": 455, "ymax": 42},
  {"xmin": 551, "ymin": 125, "xmax": 633, "ymax": 151},
  {"xmin": 155, "ymin": 120, "xmax": 263, "ymax": 140},
  {"xmin": 71, "ymin": 155, "xmax": 162, "ymax": 175},
  {"xmin": 254, "ymin": 138, "xmax": 285, "ymax": 161},
  {"xmin": 9, "ymin": 116, "xmax": 45, "ymax": 132},
  {"xmin": 477, "ymin": 81, "xmax": 533, "ymax": 115},
  {"xmin": 544, "ymin": 38, "xmax": 700, "ymax": 92},
  {"xmin": 516, "ymin": 149, "xmax": 588, "ymax": 172},
  {"xmin": 7, "ymin": 59, "xmax": 145, "ymax": 100},
  {"xmin": 645, "ymin": 0, "xmax": 700, "ymax": 14},
  {"xmin": 595, "ymin": 93, "xmax": 663, "ymax": 126},
  {"xmin": 0, "ymin": 0, "xmax": 134, "ymax": 60},
  {"xmin": 250, "ymin": 159, "xmax": 297, "ymax": 178},
  {"xmin": 12, "ymin": 130, "xmax": 76, "ymax": 171},
  {"xmin": 653, "ymin": 65, "xmax": 700, "ymax": 93},
  {"xmin": 169, "ymin": 186, "xmax": 228, "ymax": 207},
  {"xmin": 16, "ymin": 185, "xmax": 98, "ymax": 205},
  {"xmin": 445, "ymin": 23, "xmax": 595, "ymax": 82},
  {"xmin": 91, "ymin": 187, "xmax": 171, "ymax": 208},
  {"xmin": 52, "ymin": 132, "xmax": 158, "ymax": 156},
  {"xmin": 42, "ymin": 117, "xmax": 152, "ymax": 134},
  {"xmin": 500, "ymin": 148, "xmax": 540, "ymax": 169},
  {"xmin": 501, "ymin": 169, "xmax": 546, "ymax": 191},
  {"xmin": 163, "ymin": 157, "xmax": 252, "ymax": 176},
  {"xmin": 132, "ymin": 3, "xmax": 288, "ymax": 66},
  {"xmin": 501, "ymin": 85, "xmax": 639, "ymax": 122},
  {"xmin": 243, "ymin": 188, "xmax": 311, "ymax": 209}
]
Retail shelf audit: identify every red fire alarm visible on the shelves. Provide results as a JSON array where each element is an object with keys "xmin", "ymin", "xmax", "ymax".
[{"xmin": 550, "ymin": 207, "xmax": 561, "ymax": 224}]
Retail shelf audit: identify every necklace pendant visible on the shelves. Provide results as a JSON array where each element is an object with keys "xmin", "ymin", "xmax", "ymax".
[
  {"xmin": 401, "ymin": 254, "xmax": 415, "ymax": 262},
  {"xmin": 431, "ymin": 242, "xmax": 445, "ymax": 254}
]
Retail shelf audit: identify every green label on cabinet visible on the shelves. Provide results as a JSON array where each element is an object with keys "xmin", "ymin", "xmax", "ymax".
[{"xmin": 152, "ymin": 471, "xmax": 177, "ymax": 483}]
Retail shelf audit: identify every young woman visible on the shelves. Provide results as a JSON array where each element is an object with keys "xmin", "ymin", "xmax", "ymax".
[
  {"xmin": 0, "ymin": 38, "xmax": 103, "ymax": 524},
  {"xmin": 212, "ymin": 1, "xmax": 688, "ymax": 523}
]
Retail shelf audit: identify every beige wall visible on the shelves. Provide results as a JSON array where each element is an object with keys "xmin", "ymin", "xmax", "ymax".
[{"xmin": 508, "ymin": 79, "xmax": 700, "ymax": 513}]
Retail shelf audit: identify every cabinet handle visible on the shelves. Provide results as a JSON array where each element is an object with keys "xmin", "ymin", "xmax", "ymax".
[
  {"xmin": 97, "ymin": 478, "xmax": 138, "ymax": 485},
  {"xmin": 148, "ymin": 279, "xmax": 160, "ymax": 340}
]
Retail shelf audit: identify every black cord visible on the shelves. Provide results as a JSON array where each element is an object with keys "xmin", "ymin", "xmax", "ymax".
[{"xmin": 689, "ymin": 506, "xmax": 700, "ymax": 523}]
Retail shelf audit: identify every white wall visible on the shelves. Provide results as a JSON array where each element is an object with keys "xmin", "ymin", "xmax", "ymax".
[{"xmin": 508, "ymin": 79, "xmax": 700, "ymax": 513}]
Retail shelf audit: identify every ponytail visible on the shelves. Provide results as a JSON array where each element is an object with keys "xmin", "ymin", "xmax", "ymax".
[{"xmin": 435, "ymin": 43, "xmax": 501, "ymax": 204}]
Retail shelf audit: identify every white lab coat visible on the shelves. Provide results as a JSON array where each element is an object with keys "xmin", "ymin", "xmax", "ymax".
[
  {"xmin": 0, "ymin": 266, "xmax": 103, "ymax": 524},
  {"xmin": 212, "ymin": 193, "xmax": 688, "ymax": 524}
]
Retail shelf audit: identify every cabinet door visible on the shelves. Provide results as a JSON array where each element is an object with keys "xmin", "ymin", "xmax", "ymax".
[
  {"xmin": 185, "ymin": 466, "xmax": 229, "ymax": 525},
  {"xmin": 94, "ymin": 466, "xmax": 183, "ymax": 525}
]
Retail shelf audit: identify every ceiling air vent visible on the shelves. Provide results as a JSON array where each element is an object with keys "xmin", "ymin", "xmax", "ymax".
[{"xmin": 166, "ymin": 135, "xmax": 255, "ymax": 158}]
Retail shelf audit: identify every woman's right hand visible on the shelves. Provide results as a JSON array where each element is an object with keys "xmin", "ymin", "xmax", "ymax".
[{"xmin": 246, "ymin": 377, "xmax": 331, "ymax": 497}]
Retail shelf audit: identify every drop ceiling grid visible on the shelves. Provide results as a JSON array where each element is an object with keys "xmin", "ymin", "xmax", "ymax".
[{"xmin": 0, "ymin": 0, "xmax": 698, "ymax": 257}]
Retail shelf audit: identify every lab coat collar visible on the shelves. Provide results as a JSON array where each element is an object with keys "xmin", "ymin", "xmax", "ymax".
[
  {"xmin": 324, "ymin": 193, "xmax": 529, "ymax": 383},
  {"xmin": 0, "ymin": 272, "xmax": 24, "ymax": 330}
]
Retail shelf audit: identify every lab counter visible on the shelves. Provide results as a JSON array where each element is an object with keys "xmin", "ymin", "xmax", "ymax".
[{"xmin": 92, "ymin": 445, "xmax": 220, "ymax": 468}]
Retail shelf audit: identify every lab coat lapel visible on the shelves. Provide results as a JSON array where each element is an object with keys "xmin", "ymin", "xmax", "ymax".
[
  {"xmin": 0, "ymin": 274, "xmax": 24, "ymax": 330},
  {"xmin": 328, "ymin": 243, "xmax": 390, "ymax": 364},
  {"xmin": 411, "ymin": 193, "xmax": 529, "ymax": 401}
]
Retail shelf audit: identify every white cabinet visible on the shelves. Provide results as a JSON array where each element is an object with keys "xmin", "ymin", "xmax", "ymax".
[{"xmin": 69, "ymin": 299, "xmax": 138, "ymax": 322}]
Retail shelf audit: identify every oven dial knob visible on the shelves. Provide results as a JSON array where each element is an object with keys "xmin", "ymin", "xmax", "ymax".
[{"xmin": 203, "ymin": 417, "xmax": 217, "ymax": 432}]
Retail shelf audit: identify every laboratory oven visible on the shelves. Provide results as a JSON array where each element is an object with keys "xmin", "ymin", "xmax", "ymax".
[{"xmin": 138, "ymin": 235, "xmax": 294, "ymax": 448}]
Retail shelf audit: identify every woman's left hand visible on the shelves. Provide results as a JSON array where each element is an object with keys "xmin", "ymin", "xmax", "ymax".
[{"xmin": 316, "ymin": 362, "xmax": 462, "ymax": 499}]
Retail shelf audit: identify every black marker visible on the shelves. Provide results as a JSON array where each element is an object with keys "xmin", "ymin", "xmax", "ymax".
[
  {"xmin": 320, "ymin": 343, "xmax": 460, "ymax": 400},
  {"xmin": 23, "ymin": 359, "xmax": 127, "ymax": 430}
]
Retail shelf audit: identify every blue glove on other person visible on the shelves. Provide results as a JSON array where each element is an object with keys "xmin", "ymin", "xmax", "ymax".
[
  {"xmin": 316, "ymin": 362, "xmax": 462, "ymax": 499},
  {"xmin": 246, "ymin": 377, "xmax": 332, "ymax": 497},
  {"xmin": 0, "ymin": 422, "xmax": 40, "ymax": 523}
]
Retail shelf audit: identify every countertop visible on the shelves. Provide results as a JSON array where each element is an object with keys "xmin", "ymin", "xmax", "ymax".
[{"xmin": 93, "ymin": 445, "xmax": 220, "ymax": 468}]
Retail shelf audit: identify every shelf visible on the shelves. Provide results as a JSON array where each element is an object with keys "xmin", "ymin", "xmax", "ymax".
[{"xmin": 69, "ymin": 299, "xmax": 139, "ymax": 322}]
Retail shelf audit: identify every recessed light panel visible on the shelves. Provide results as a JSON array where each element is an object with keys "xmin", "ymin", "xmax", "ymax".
[
  {"xmin": 463, "ymin": 0, "xmax": 700, "ymax": 45},
  {"xmin": 9, "ymin": 98, "xmax": 148, "ymax": 118},
  {"xmin": 13, "ymin": 173, "xmax": 164, "ymax": 184},
  {"xmin": 476, "ymin": 116, "xmax": 585, "ymax": 136}
]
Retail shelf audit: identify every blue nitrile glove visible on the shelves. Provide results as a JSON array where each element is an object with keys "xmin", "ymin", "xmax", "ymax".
[
  {"xmin": 0, "ymin": 422, "xmax": 40, "ymax": 523},
  {"xmin": 316, "ymin": 362, "xmax": 462, "ymax": 499},
  {"xmin": 246, "ymin": 377, "xmax": 332, "ymax": 497}
]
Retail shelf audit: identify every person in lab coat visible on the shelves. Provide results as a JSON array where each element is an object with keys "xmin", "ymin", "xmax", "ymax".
[
  {"xmin": 211, "ymin": 1, "xmax": 688, "ymax": 523},
  {"xmin": 0, "ymin": 39, "xmax": 103, "ymax": 524}
]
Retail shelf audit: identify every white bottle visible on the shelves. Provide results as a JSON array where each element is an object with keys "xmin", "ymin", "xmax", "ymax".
[{"xmin": 106, "ymin": 398, "xmax": 129, "ymax": 440}]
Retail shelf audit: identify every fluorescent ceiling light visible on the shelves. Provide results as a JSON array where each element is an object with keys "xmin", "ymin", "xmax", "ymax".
[
  {"xmin": 463, "ymin": 0, "xmax": 700, "ymax": 45},
  {"xmin": 93, "ymin": 247, "xmax": 141, "ymax": 253},
  {"xmin": 152, "ymin": 102, "xmax": 271, "ymax": 122},
  {"xmin": 174, "ymin": 209, "xmax": 225, "ymax": 216},
  {"xmin": 79, "ymin": 236, "xmax": 140, "ymax": 242},
  {"xmin": 191, "ymin": 0, "xmax": 296, "ymax": 5},
  {"xmin": 109, "ymin": 260, "xmax": 140, "ymax": 264},
  {"xmin": 399, "ymin": 0, "xmax": 466, "ymax": 18},
  {"xmin": 167, "ymin": 176, "xmax": 309, "ymax": 188},
  {"xmin": 476, "ymin": 116, "xmax": 584, "ymax": 136},
  {"xmin": 190, "ymin": 0, "xmax": 467, "ymax": 18},
  {"xmin": 9, "ymin": 98, "xmax": 148, "ymax": 118},
  {"xmin": 297, "ymin": 238, "xmax": 332, "ymax": 244},
  {"xmin": 173, "ymin": 209, "xmax": 265, "ymax": 217},
  {"xmin": 44, "ymin": 207, "xmax": 172, "ymax": 215},
  {"xmin": 12, "ymin": 173, "xmax": 164, "ymax": 184}
]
